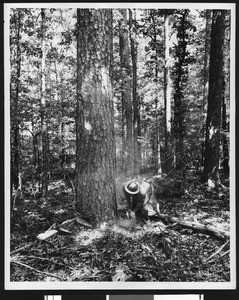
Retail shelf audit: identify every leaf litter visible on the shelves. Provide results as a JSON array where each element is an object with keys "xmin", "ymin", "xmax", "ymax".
[{"xmin": 10, "ymin": 177, "xmax": 230, "ymax": 282}]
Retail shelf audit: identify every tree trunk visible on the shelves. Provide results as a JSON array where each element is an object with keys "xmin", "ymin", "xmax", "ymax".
[
  {"xmin": 173, "ymin": 10, "xmax": 189, "ymax": 191},
  {"xmin": 40, "ymin": 9, "xmax": 48, "ymax": 196},
  {"xmin": 203, "ymin": 10, "xmax": 226, "ymax": 187},
  {"xmin": 163, "ymin": 13, "xmax": 172, "ymax": 174},
  {"xmin": 76, "ymin": 9, "xmax": 117, "ymax": 227},
  {"xmin": 150, "ymin": 10, "xmax": 161, "ymax": 174},
  {"xmin": 129, "ymin": 9, "xmax": 141, "ymax": 175},
  {"xmin": 54, "ymin": 62, "xmax": 66, "ymax": 175},
  {"xmin": 119, "ymin": 9, "xmax": 133, "ymax": 177},
  {"xmin": 11, "ymin": 10, "xmax": 22, "ymax": 190},
  {"xmin": 222, "ymin": 79, "xmax": 229, "ymax": 178},
  {"xmin": 202, "ymin": 10, "xmax": 211, "ymax": 114}
]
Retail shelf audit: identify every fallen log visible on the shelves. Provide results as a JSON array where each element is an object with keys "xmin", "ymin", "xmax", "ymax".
[{"xmin": 156, "ymin": 205, "xmax": 229, "ymax": 239}]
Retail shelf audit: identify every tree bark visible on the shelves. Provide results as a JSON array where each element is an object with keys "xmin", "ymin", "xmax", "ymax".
[
  {"xmin": 11, "ymin": 10, "xmax": 22, "ymax": 190},
  {"xmin": 163, "ymin": 12, "xmax": 172, "ymax": 174},
  {"xmin": 76, "ymin": 9, "xmax": 117, "ymax": 227},
  {"xmin": 54, "ymin": 62, "xmax": 66, "ymax": 175},
  {"xmin": 119, "ymin": 9, "xmax": 133, "ymax": 177},
  {"xmin": 129, "ymin": 9, "xmax": 141, "ymax": 175},
  {"xmin": 203, "ymin": 10, "xmax": 226, "ymax": 187},
  {"xmin": 40, "ymin": 9, "xmax": 49, "ymax": 196},
  {"xmin": 222, "ymin": 79, "xmax": 229, "ymax": 178},
  {"xmin": 173, "ymin": 10, "xmax": 189, "ymax": 191},
  {"xmin": 202, "ymin": 10, "xmax": 211, "ymax": 113},
  {"xmin": 150, "ymin": 10, "xmax": 161, "ymax": 174}
]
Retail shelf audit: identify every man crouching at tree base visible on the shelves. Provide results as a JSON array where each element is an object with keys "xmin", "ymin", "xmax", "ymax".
[{"xmin": 123, "ymin": 179, "xmax": 155, "ymax": 223}]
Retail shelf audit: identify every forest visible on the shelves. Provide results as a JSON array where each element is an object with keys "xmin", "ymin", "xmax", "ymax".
[{"xmin": 8, "ymin": 7, "xmax": 232, "ymax": 283}]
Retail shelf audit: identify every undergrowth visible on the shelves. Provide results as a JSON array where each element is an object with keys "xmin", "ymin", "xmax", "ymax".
[{"xmin": 10, "ymin": 175, "xmax": 230, "ymax": 282}]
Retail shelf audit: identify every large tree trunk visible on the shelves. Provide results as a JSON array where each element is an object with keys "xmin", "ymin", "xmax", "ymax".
[
  {"xmin": 203, "ymin": 10, "xmax": 226, "ymax": 187},
  {"xmin": 76, "ymin": 9, "xmax": 117, "ymax": 227},
  {"xmin": 119, "ymin": 9, "xmax": 133, "ymax": 177}
]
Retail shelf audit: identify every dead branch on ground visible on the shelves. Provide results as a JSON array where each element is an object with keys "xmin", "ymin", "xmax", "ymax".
[
  {"xmin": 11, "ymin": 260, "xmax": 66, "ymax": 280},
  {"xmin": 156, "ymin": 204, "xmax": 229, "ymax": 239}
]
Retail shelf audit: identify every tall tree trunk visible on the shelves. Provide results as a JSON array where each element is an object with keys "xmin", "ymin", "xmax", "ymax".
[
  {"xmin": 173, "ymin": 10, "xmax": 189, "ymax": 192},
  {"xmin": 129, "ymin": 9, "xmax": 141, "ymax": 175},
  {"xmin": 121, "ymin": 111, "xmax": 126, "ymax": 172},
  {"xmin": 11, "ymin": 10, "xmax": 22, "ymax": 191},
  {"xmin": 202, "ymin": 10, "xmax": 211, "ymax": 114},
  {"xmin": 163, "ymin": 12, "xmax": 172, "ymax": 174},
  {"xmin": 40, "ymin": 9, "xmax": 48, "ymax": 196},
  {"xmin": 150, "ymin": 10, "xmax": 161, "ymax": 174},
  {"xmin": 119, "ymin": 9, "xmax": 133, "ymax": 177},
  {"xmin": 203, "ymin": 10, "xmax": 226, "ymax": 187},
  {"xmin": 222, "ymin": 80, "xmax": 229, "ymax": 178},
  {"xmin": 76, "ymin": 9, "xmax": 117, "ymax": 227},
  {"xmin": 54, "ymin": 62, "xmax": 65, "ymax": 175}
]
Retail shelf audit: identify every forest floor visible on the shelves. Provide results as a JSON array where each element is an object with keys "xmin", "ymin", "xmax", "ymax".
[{"xmin": 10, "ymin": 173, "xmax": 230, "ymax": 282}]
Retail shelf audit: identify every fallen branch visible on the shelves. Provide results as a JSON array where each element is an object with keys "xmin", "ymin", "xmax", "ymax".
[
  {"xmin": 16, "ymin": 255, "xmax": 74, "ymax": 270},
  {"xmin": 58, "ymin": 227, "xmax": 72, "ymax": 235},
  {"xmin": 203, "ymin": 240, "xmax": 229, "ymax": 263},
  {"xmin": 11, "ymin": 260, "xmax": 66, "ymax": 280},
  {"xmin": 10, "ymin": 241, "xmax": 37, "ymax": 255},
  {"xmin": 60, "ymin": 218, "xmax": 76, "ymax": 227},
  {"xmin": 156, "ymin": 205, "xmax": 229, "ymax": 239},
  {"xmin": 206, "ymin": 249, "xmax": 230, "ymax": 264}
]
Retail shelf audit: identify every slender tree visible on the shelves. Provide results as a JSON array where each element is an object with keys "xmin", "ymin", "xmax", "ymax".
[
  {"xmin": 150, "ymin": 10, "xmax": 161, "ymax": 174},
  {"xmin": 163, "ymin": 11, "xmax": 172, "ymax": 173},
  {"xmin": 172, "ymin": 9, "xmax": 191, "ymax": 191},
  {"xmin": 76, "ymin": 9, "xmax": 117, "ymax": 226},
  {"xmin": 202, "ymin": 10, "xmax": 211, "ymax": 113},
  {"xmin": 40, "ymin": 9, "xmax": 49, "ymax": 197},
  {"xmin": 129, "ymin": 9, "xmax": 141, "ymax": 174},
  {"xmin": 119, "ymin": 9, "xmax": 133, "ymax": 177},
  {"xmin": 11, "ymin": 9, "xmax": 22, "ymax": 191},
  {"xmin": 222, "ymin": 79, "xmax": 229, "ymax": 178},
  {"xmin": 203, "ymin": 10, "xmax": 226, "ymax": 187}
]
